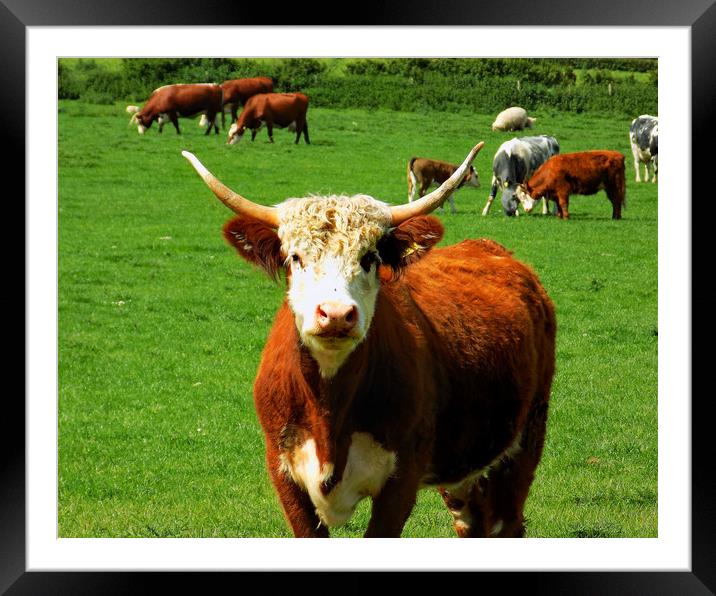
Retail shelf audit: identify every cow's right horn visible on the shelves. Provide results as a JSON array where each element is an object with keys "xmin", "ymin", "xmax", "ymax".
[
  {"xmin": 389, "ymin": 142, "xmax": 484, "ymax": 226},
  {"xmin": 182, "ymin": 151, "xmax": 280, "ymax": 228}
]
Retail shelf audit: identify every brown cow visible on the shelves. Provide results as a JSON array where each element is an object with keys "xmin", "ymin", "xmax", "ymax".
[
  {"xmin": 227, "ymin": 92, "xmax": 309, "ymax": 145},
  {"xmin": 182, "ymin": 142, "xmax": 556, "ymax": 538},
  {"xmin": 516, "ymin": 150, "xmax": 626, "ymax": 219},
  {"xmin": 128, "ymin": 83, "xmax": 224, "ymax": 135},
  {"xmin": 221, "ymin": 76, "xmax": 273, "ymax": 122},
  {"xmin": 407, "ymin": 157, "xmax": 480, "ymax": 214}
]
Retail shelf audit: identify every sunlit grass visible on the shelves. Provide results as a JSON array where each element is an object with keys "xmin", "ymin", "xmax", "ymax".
[{"xmin": 58, "ymin": 100, "xmax": 657, "ymax": 537}]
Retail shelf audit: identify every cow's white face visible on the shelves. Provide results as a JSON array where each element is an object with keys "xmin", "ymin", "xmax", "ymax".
[
  {"xmin": 277, "ymin": 196, "xmax": 391, "ymax": 378},
  {"xmin": 227, "ymin": 122, "xmax": 243, "ymax": 145},
  {"xmin": 137, "ymin": 124, "xmax": 147, "ymax": 135},
  {"xmin": 515, "ymin": 185, "xmax": 537, "ymax": 212}
]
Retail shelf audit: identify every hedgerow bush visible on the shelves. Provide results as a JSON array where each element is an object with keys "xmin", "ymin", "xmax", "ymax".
[{"xmin": 58, "ymin": 57, "xmax": 657, "ymax": 117}]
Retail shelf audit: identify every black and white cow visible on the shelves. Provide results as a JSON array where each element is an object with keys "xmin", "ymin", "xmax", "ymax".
[
  {"xmin": 629, "ymin": 115, "xmax": 658, "ymax": 183},
  {"xmin": 481, "ymin": 135, "xmax": 560, "ymax": 216}
]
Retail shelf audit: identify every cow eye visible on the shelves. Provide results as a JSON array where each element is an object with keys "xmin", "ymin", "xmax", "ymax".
[
  {"xmin": 290, "ymin": 253, "xmax": 302, "ymax": 267},
  {"xmin": 360, "ymin": 251, "xmax": 378, "ymax": 272}
]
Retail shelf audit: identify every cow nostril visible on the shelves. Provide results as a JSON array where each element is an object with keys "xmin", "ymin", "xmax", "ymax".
[{"xmin": 345, "ymin": 307, "xmax": 356, "ymax": 324}]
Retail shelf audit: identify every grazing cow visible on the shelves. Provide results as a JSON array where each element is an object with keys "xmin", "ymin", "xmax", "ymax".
[
  {"xmin": 182, "ymin": 141, "xmax": 556, "ymax": 538},
  {"xmin": 629, "ymin": 115, "xmax": 658, "ymax": 183},
  {"xmin": 227, "ymin": 92, "xmax": 310, "ymax": 145},
  {"xmin": 407, "ymin": 157, "xmax": 480, "ymax": 214},
  {"xmin": 491, "ymin": 107, "xmax": 537, "ymax": 132},
  {"xmin": 516, "ymin": 150, "xmax": 626, "ymax": 219},
  {"xmin": 482, "ymin": 136, "xmax": 560, "ymax": 217},
  {"xmin": 128, "ymin": 83, "xmax": 224, "ymax": 135}
]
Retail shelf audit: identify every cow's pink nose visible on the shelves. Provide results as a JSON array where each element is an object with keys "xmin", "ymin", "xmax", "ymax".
[{"xmin": 316, "ymin": 302, "xmax": 358, "ymax": 334}]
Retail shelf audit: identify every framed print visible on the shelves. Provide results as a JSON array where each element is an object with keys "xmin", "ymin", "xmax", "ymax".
[{"xmin": 10, "ymin": 0, "xmax": 713, "ymax": 592}]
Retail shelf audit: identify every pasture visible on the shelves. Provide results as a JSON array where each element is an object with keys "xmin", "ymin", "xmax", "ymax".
[{"xmin": 58, "ymin": 100, "xmax": 657, "ymax": 538}]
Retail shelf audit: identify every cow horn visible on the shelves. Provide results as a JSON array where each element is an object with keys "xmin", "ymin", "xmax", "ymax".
[
  {"xmin": 181, "ymin": 151, "xmax": 280, "ymax": 228},
  {"xmin": 389, "ymin": 142, "xmax": 485, "ymax": 226}
]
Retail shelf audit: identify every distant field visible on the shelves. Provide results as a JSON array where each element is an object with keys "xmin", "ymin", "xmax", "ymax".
[{"xmin": 58, "ymin": 101, "xmax": 658, "ymax": 538}]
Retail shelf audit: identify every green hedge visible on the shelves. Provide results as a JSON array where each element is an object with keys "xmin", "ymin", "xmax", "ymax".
[
  {"xmin": 303, "ymin": 73, "xmax": 656, "ymax": 117},
  {"xmin": 58, "ymin": 57, "xmax": 657, "ymax": 117}
]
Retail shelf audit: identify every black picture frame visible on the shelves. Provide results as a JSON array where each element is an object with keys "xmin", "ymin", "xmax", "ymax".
[{"xmin": 7, "ymin": 1, "xmax": 711, "ymax": 593}]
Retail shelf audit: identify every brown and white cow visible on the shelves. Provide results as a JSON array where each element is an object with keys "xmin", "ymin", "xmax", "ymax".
[
  {"xmin": 516, "ymin": 150, "xmax": 626, "ymax": 220},
  {"xmin": 407, "ymin": 157, "xmax": 480, "ymax": 214},
  {"xmin": 129, "ymin": 83, "xmax": 224, "ymax": 135},
  {"xmin": 227, "ymin": 92, "xmax": 310, "ymax": 145},
  {"xmin": 183, "ymin": 142, "xmax": 556, "ymax": 538}
]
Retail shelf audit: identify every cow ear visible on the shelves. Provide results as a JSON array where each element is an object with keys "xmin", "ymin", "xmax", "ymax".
[
  {"xmin": 377, "ymin": 215, "xmax": 444, "ymax": 277},
  {"xmin": 223, "ymin": 215, "xmax": 284, "ymax": 281}
]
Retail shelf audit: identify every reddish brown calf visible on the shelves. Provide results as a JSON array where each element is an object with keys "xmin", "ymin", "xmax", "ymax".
[{"xmin": 518, "ymin": 150, "xmax": 626, "ymax": 219}]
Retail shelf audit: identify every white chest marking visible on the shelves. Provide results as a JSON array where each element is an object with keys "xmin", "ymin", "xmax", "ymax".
[{"xmin": 281, "ymin": 432, "xmax": 397, "ymax": 528}]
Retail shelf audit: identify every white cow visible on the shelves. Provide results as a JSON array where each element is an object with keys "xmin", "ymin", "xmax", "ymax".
[{"xmin": 491, "ymin": 107, "xmax": 537, "ymax": 132}]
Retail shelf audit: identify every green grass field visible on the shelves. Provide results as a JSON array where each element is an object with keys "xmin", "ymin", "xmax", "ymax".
[{"xmin": 58, "ymin": 100, "xmax": 657, "ymax": 538}]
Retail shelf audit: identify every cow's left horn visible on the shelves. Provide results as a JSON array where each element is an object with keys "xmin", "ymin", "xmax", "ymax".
[
  {"xmin": 389, "ymin": 142, "xmax": 484, "ymax": 226},
  {"xmin": 182, "ymin": 151, "xmax": 280, "ymax": 228}
]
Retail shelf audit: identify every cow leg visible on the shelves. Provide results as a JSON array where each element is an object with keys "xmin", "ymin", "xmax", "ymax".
[
  {"xmin": 170, "ymin": 112, "xmax": 181, "ymax": 135},
  {"xmin": 543, "ymin": 197, "xmax": 558, "ymax": 216},
  {"xmin": 605, "ymin": 186, "xmax": 623, "ymax": 220},
  {"xmin": 211, "ymin": 111, "xmax": 220, "ymax": 135},
  {"xmin": 266, "ymin": 122, "xmax": 274, "ymax": 143},
  {"xmin": 556, "ymin": 193, "xmax": 569, "ymax": 219},
  {"xmin": 251, "ymin": 128, "xmax": 258, "ymax": 142},
  {"xmin": 482, "ymin": 399, "xmax": 549, "ymax": 538},
  {"xmin": 646, "ymin": 159, "xmax": 655, "ymax": 183},
  {"xmin": 652, "ymin": 156, "xmax": 658, "ymax": 183},
  {"xmin": 482, "ymin": 195, "xmax": 495, "ymax": 216},
  {"xmin": 365, "ymin": 472, "xmax": 421, "ymax": 537},
  {"xmin": 631, "ymin": 147, "xmax": 642, "ymax": 182},
  {"xmin": 302, "ymin": 122, "xmax": 310, "ymax": 144},
  {"xmin": 266, "ymin": 449, "xmax": 329, "ymax": 538},
  {"xmin": 420, "ymin": 181, "xmax": 443, "ymax": 211},
  {"xmin": 448, "ymin": 193, "xmax": 457, "ymax": 214},
  {"xmin": 482, "ymin": 177, "xmax": 498, "ymax": 216},
  {"xmin": 439, "ymin": 479, "xmax": 490, "ymax": 537},
  {"xmin": 419, "ymin": 181, "xmax": 430, "ymax": 200},
  {"xmin": 204, "ymin": 111, "xmax": 216, "ymax": 135}
]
